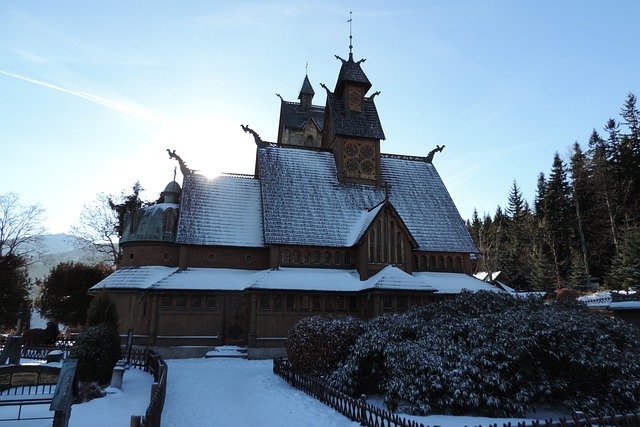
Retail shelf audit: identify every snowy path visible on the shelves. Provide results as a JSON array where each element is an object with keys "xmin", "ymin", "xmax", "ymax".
[{"xmin": 162, "ymin": 358, "xmax": 360, "ymax": 427}]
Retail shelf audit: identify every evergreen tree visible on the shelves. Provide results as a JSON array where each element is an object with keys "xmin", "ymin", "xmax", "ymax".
[
  {"xmin": 0, "ymin": 254, "xmax": 31, "ymax": 331},
  {"xmin": 533, "ymin": 173, "xmax": 547, "ymax": 218},
  {"xmin": 542, "ymin": 153, "xmax": 574, "ymax": 287},
  {"xmin": 568, "ymin": 247, "xmax": 591, "ymax": 291},
  {"xmin": 503, "ymin": 181, "xmax": 532, "ymax": 289},
  {"xmin": 530, "ymin": 237, "xmax": 556, "ymax": 292},
  {"xmin": 37, "ymin": 262, "xmax": 113, "ymax": 327},
  {"xmin": 608, "ymin": 226, "xmax": 640, "ymax": 290},
  {"xmin": 86, "ymin": 289, "xmax": 119, "ymax": 329},
  {"xmin": 569, "ymin": 142, "xmax": 592, "ymax": 282}
]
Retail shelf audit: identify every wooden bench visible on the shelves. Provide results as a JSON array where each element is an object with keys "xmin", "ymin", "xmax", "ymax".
[{"xmin": 0, "ymin": 363, "xmax": 61, "ymax": 422}]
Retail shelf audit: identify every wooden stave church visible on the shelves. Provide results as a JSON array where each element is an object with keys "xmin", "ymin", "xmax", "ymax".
[{"xmin": 93, "ymin": 48, "xmax": 498, "ymax": 359}]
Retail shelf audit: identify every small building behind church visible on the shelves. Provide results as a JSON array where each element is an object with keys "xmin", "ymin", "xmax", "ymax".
[{"xmin": 93, "ymin": 46, "xmax": 498, "ymax": 359}]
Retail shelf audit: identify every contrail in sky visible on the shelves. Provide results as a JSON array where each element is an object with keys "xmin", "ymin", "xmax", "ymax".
[{"xmin": 0, "ymin": 69, "xmax": 166, "ymax": 124}]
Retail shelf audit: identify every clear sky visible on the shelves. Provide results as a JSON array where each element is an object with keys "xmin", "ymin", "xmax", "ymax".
[{"xmin": 1, "ymin": 1, "xmax": 639, "ymax": 234}]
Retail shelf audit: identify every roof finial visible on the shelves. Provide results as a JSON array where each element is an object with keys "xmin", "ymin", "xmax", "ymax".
[
  {"xmin": 305, "ymin": 61, "xmax": 308, "ymax": 76},
  {"xmin": 348, "ymin": 11, "xmax": 353, "ymax": 56},
  {"xmin": 173, "ymin": 166, "xmax": 177, "ymax": 182}
]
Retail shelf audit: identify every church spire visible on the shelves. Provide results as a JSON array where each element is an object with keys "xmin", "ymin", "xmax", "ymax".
[{"xmin": 298, "ymin": 74, "xmax": 314, "ymax": 110}]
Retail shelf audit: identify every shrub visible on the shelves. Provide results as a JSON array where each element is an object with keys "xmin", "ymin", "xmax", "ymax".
[
  {"xmin": 86, "ymin": 290, "xmax": 119, "ymax": 329},
  {"xmin": 328, "ymin": 291, "xmax": 640, "ymax": 417},
  {"xmin": 70, "ymin": 325, "xmax": 121, "ymax": 384},
  {"xmin": 286, "ymin": 315, "xmax": 364, "ymax": 377}
]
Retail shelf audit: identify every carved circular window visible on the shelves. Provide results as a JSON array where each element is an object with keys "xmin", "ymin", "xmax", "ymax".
[
  {"xmin": 361, "ymin": 160, "xmax": 375, "ymax": 174},
  {"xmin": 163, "ymin": 253, "xmax": 171, "ymax": 261},
  {"xmin": 207, "ymin": 253, "xmax": 216, "ymax": 262},
  {"xmin": 360, "ymin": 144, "xmax": 374, "ymax": 158},
  {"xmin": 344, "ymin": 142, "xmax": 358, "ymax": 157},
  {"xmin": 129, "ymin": 252, "xmax": 134, "ymax": 260},
  {"xmin": 345, "ymin": 158, "xmax": 359, "ymax": 172},
  {"xmin": 245, "ymin": 255, "xmax": 254, "ymax": 264}
]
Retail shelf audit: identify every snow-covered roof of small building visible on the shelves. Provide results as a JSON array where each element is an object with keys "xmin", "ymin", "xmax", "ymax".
[
  {"xmin": 95, "ymin": 266, "xmax": 504, "ymax": 294},
  {"xmin": 608, "ymin": 301, "xmax": 640, "ymax": 310},
  {"xmin": 413, "ymin": 272, "xmax": 503, "ymax": 294},
  {"xmin": 176, "ymin": 174, "xmax": 264, "ymax": 247},
  {"xmin": 259, "ymin": 146, "xmax": 478, "ymax": 252}
]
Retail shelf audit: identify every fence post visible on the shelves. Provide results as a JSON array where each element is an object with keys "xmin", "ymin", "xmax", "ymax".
[
  {"xmin": 360, "ymin": 394, "xmax": 367, "ymax": 426},
  {"xmin": 130, "ymin": 415, "xmax": 141, "ymax": 427}
]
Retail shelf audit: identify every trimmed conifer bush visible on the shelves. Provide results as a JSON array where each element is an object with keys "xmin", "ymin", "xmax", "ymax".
[
  {"xmin": 70, "ymin": 324, "xmax": 121, "ymax": 384},
  {"xmin": 70, "ymin": 290, "xmax": 121, "ymax": 384},
  {"xmin": 286, "ymin": 315, "xmax": 364, "ymax": 377}
]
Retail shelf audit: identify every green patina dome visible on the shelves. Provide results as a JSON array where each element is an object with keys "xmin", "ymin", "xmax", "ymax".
[
  {"xmin": 120, "ymin": 181, "xmax": 181, "ymax": 244},
  {"xmin": 162, "ymin": 181, "xmax": 181, "ymax": 204}
]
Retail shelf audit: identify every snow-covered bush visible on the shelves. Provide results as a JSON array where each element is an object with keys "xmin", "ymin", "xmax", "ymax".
[
  {"xmin": 70, "ymin": 324, "xmax": 121, "ymax": 384},
  {"xmin": 286, "ymin": 315, "xmax": 364, "ymax": 377},
  {"xmin": 328, "ymin": 291, "xmax": 640, "ymax": 417}
]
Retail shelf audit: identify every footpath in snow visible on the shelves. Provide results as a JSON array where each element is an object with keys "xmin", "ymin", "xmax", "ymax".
[{"xmin": 162, "ymin": 358, "xmax": 360, "ymax": 427}]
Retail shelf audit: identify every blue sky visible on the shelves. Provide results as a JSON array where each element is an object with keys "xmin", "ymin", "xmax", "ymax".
[{"xmin": 1, "ymin": 1, "xmax": 639, "ymax": 234}]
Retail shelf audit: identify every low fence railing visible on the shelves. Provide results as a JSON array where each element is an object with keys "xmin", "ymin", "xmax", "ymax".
[
  {"xmin": 273, "ymin": 358, "xmax": 424, "ymax": 427},
  {"xmin": 273, "ymin": 358, "xmax": 640, "ymax": 427},
  {"xmin": 128, "ymin": 348, "xmax": 167, "ymax": 427}
]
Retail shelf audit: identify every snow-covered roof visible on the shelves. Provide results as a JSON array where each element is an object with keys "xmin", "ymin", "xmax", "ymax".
[
  {"xmin": 90, "ymin": 265, "xmax": 176, "ymax": 290},
  {"xmin": 176, "ymin": 174, "xmax": 264, "ymax": 247},
  {"xmin": 259, "ymin": 146, "xmax": 478, "ymax": 252},
  {"xmin": 413, "ymin": 272, "xmax": 503, "ymax": 294},
  {"xmin": 608, "ymin": 301, "xmax": 640, "ymax": 310},
  {"xmin": 95, "ymin": 266, "xmax": 504, "ymax": 294}
]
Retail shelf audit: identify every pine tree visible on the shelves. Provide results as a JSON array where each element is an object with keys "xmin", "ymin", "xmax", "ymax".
[
  {"xmin": 568, "ymin": 247, "xmax": 591, "ymax": 291},
  {"xmin": 542, "ymin": 153, "xmax": 574, "ymax": 286},
  {"xmin": 608, "ymin": 226, "xmax": 640, "ymax": 290},
  {"xmin": 504, "ymin": 181, "xmax": 532, "ymax": 289}
]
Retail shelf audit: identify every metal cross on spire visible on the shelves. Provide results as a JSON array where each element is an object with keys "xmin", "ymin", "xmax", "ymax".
[{"xmin": 348, "ymin": 11, "xmax": 353, "ymax": 55}]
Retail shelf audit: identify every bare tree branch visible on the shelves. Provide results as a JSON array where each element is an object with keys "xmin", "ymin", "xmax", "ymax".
[
  {"xmin": 0, "ymin": 192, "xmax": 46, "ymax": 257},
  {"xmin": 70, "ymin": 192, "xmax": 121, "ymax": 267}
]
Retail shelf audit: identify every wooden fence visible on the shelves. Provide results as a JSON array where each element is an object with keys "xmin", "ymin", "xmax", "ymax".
[
  {"xmin": 273, "ymin": 358, "xmax": 640, "ymax": 427},
  {"xmin": 128, "ymin": 348, "xmax": 168, "ymax": 427}
]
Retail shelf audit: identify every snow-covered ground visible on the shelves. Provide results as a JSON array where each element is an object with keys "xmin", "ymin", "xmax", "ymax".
[
  {"xmin": 0, "ymin": 366, "xmax": 153, "ymax": 427},
  {"xmin": 3, "ymin": 357, "xmax": 559, "ymax": 427},
  {"xmin": 162, "ymin": 358, "xmax": 548, "ymax": 427}
]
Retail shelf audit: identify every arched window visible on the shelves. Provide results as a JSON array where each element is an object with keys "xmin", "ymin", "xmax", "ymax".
[
  {"xmin": 421, "ymin": 255, "xmax": 427, "ymax": 270},
  {"xmin": 446, "ymin": 256, "xmax": 453, "ymax": 271},
  {"xmin": 429, "ymin": 255, "xmax": 436, "ymax": 271},
  {"xmin": 412, "ymin": 255, "xmax": 418, "ymax": 269},
  {"xmin": 438, "ymin": 256, "xmax": 445, "ymax": 271},
  {"xmin": 163, "ymin": 209, "xmax": 177, "ymax": 234},
  {"xmin": 396, "ymin": 232, "xmax": 403, "ymax": 264},
  {"xmin": 334, "ymin": 252, "xmax": 342, "ymax": 265},
  {"xmin": 369, "ymin": 229, "xmax": 376, "ymax": 261},
  {"xmin": 130, "ymin": 210, "xmax": 138, "ymax": 233},
  {"xmin": 375, "ymin": 220, "xmax": 382, "ymax": 262},
  {"xmin": 323, "ymin": 251, "xmax": 331, "ymax": 264},
  {"xmin": 292, "ymin": 250, "xmax": 300, "ymax": 264},
  {"xmin": 454, "ymin": 257, "xmax": 462, "ymax": 271},
  {"xmin": 389, "ymin": 221, "xmax": 396, "ymax": 262},
  {"xmin": 281, "ymin": 249, "xmax": 290, "ymax": 264},
  {"xmin": 303, "ymin": 251, "xmax": 310, "ymax": 264}
]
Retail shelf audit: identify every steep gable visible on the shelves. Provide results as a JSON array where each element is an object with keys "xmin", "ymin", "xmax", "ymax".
[{"xmin": 258, "ymin": 146, "xmax": 477, "ymax": 253}]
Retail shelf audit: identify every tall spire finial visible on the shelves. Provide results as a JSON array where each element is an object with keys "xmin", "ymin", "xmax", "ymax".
[
  {"xmin": 305, "ymin": 61, "xmax": 308, "ymax": 76},
  {"xmin": 348, "ymin": 11, "xmax": 353, "ymax": 56},
  {"xmin": 173, "ymin": 166, "xmax": 177, "ymax": 182}
]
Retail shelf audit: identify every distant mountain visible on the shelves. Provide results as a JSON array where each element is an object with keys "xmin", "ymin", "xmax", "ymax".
[
  {"xmin": 22, "ymin": 233, "xmax": 111, "ymax": 329},
  {"xmin": 25, "ymin": 233, "xmax": 109, "ymax": 282}
]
